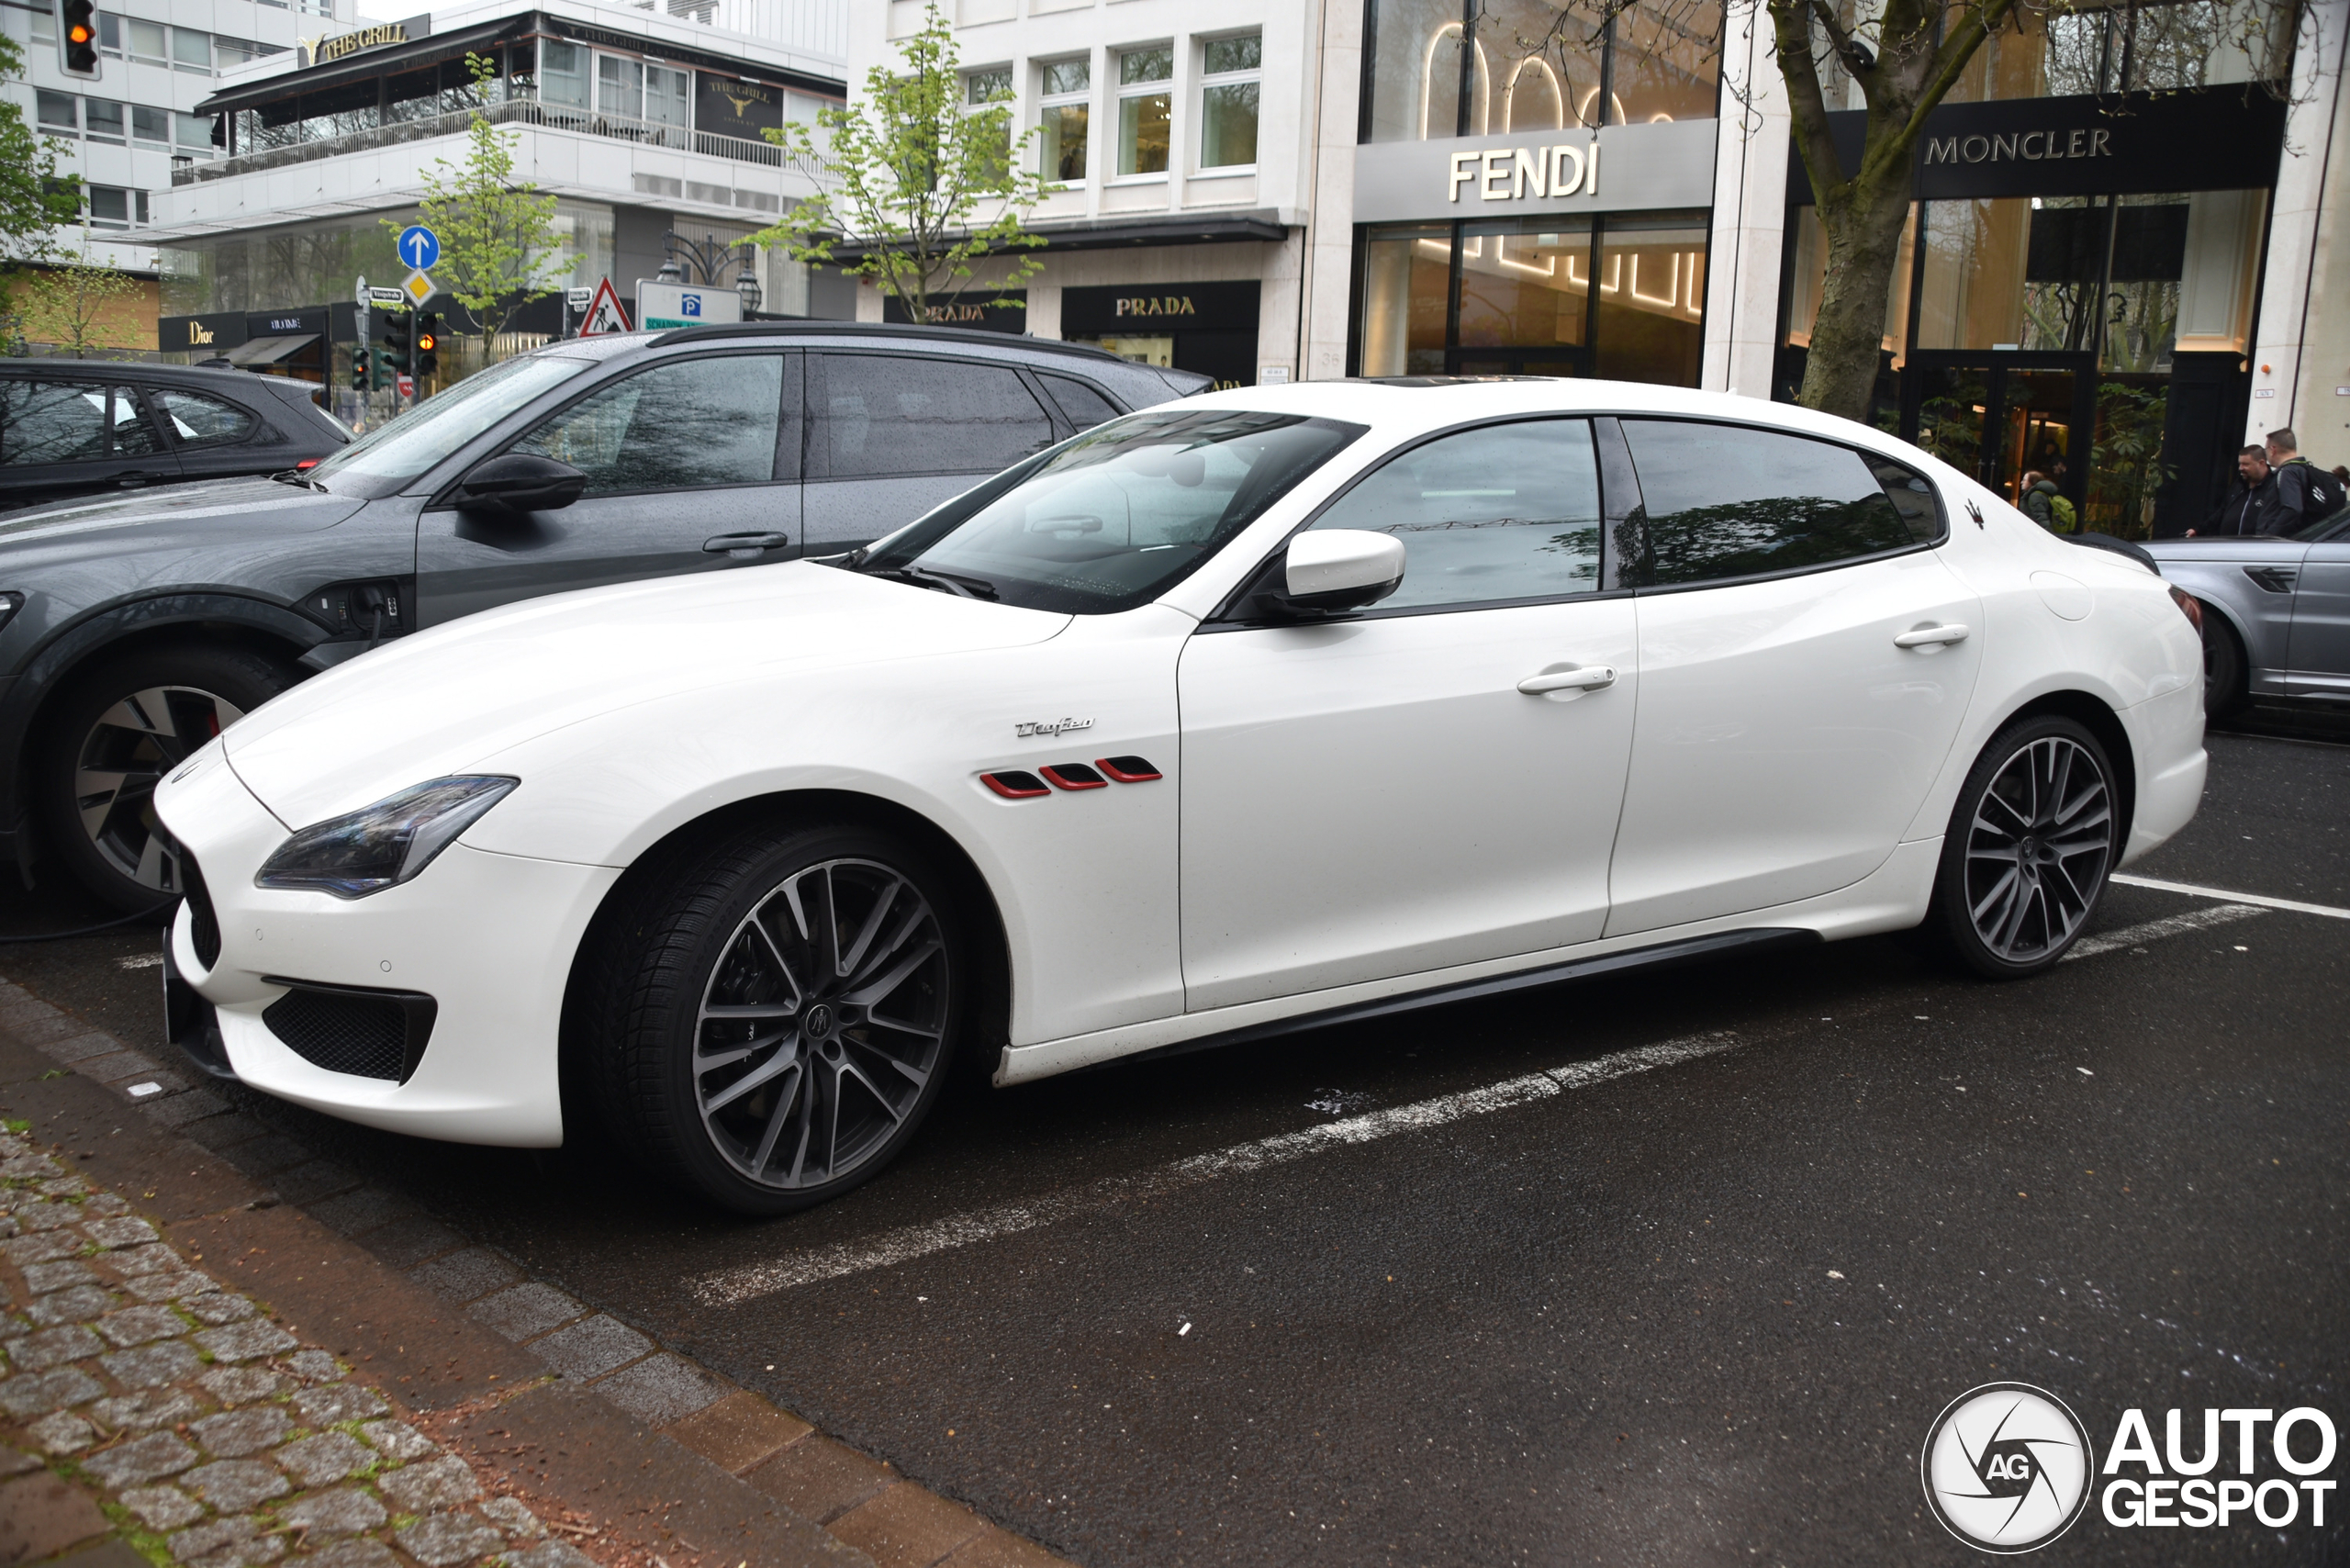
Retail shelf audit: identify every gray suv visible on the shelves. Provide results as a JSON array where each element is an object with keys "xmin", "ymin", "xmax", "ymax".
[{"xmin": 0, "ymin": 322, "xmax": 1203, "ymax": 911}]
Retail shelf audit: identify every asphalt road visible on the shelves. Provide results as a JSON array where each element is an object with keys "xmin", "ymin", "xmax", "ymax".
[{"xmin": 6, "ymin": 709, "xmax": 2347, "ymax": 1566}]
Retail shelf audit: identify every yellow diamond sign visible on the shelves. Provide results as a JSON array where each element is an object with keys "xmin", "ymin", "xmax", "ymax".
[{"xmin": 402, "ymin": 270, "xmax": 435, "ymax": 305}]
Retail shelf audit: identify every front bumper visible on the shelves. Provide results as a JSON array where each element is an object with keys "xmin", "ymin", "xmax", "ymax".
[{"xmin": 158, "ymin": 753, "xmax": 621, "ymax": 1148}]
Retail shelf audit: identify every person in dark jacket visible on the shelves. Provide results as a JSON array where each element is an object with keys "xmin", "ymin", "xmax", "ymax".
[
  {"xmin": 2020, "ymin": 471, "xmax": 2062, "ymax": 529},
  {"xmin": 2264, "ymin": 428, "xmax": 2347, "ymax": 533},
  {"xmin": 2188, "ymin": 446, "xmax": 2273, "ymax": 536}
]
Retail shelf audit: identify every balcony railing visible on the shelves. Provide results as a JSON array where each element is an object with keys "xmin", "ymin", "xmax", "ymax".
[{"xmin": 173, "ymin": 96, "xmax": 822, "ymax": 185}]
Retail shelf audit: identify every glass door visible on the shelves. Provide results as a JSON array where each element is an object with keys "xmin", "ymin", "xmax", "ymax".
[{"xmin": 1905, "ymin": 353, "xmax": 2096, "ymax": 510}]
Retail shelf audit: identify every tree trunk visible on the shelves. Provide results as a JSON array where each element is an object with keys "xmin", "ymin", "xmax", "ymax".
[{"xmin": 1798, "ymin": 161, "xmax": 1914, "ymax": 424}]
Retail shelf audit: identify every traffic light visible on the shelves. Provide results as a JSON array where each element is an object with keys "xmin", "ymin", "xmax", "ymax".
[
  {"xmin": 60, "ymin": 0, "xmax": 99, "ymax": 77},
  {"xmin": 375, "ymin": 308, "xmax": 410, "ymax": 366},
  {"xmin": 350, "ymin": 344, "xmax": 371, "ymax": 391},
  {"xmin": 414, "ymin": 311, "xmax": 439, "ymax": 380}
]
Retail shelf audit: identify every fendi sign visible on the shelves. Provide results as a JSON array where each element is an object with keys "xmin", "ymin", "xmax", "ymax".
[{"xmin": 1352, "ymin": 118, "xmax": 1717, "ymax": 224}]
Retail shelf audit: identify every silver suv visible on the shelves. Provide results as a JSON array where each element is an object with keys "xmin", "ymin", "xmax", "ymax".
[{"xmin": 0, "ymin": 322, "xmax": 1203, "ymax": 911}]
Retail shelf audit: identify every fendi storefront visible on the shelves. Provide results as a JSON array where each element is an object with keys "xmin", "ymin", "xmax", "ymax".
[{"xmin": 1775, "ymin": 17, "xmax": 2290, "ymax": 536}]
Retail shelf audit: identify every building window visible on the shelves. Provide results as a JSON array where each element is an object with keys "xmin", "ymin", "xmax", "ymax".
[
  {"xmin": 175, "ymin": 112, "xmax": 214, "ymax": 151},
  {"xmin": 1942, "ymin": 1, "xmax": 2289, "ymax": 103},
  {"xmin": 95, "ymin": 13, "xmax": 117, "ymax": 54},
  {"xmin": 86, "ymin": 185, "xmax": 145, "ymax": 229},
  {"xmin": 646, "ymin": 63, "xmax": 689, "ymax": 130},
  {"xmin": 599, "ymin": 55, "xmax": 645, "ymax": 119},
  {"xmin": 1116, "ymin": 46, "xmax": 1172, "ymax": 177},
  {"xmin": 968, "ymin": 67, "xmax": 1013, "ymax": 104},
  {"xmin": 541, "ymin": 40, "xmax": 591, "ymax": 110},
  {"xmin": 173, "ymin": 27, "xmax": 210, "ymax": 71},
  {"xmin": 1360, "ymin": 0, "xmax": 1719, "ymax": 143},
  {"xmin": 35, "ymin": 91, "xmax": 77, "ymax": 134},
  {"xmin": 126, "ymin": 17, "xmax": 165, "ymax": 65},
  {"xmin": 1038, "ymin": 58, "xmax": 1090, "ymax": 184},
  {"xmin": 1199, "ymin": 33, "xmax": 1259, "ymax": 169},
  {"xmin": 131, "ymin": 104, "xmax": 169, "ymax": 145},
  {"xmin": 1358, "ymin": 212, "xmax": 1707, "ymax": 383},
  {"xmin": 84, "ymin": 99, "xmax": 126, "ymax": 143}
]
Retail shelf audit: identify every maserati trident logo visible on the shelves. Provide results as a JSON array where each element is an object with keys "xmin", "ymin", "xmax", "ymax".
[
  {"xmin": 1014, "ymin": 717, "xmax": 1093, "ymax": 738},
  {"xmin": 1922, "ymin": 1383, "xmax": 2095, "ymax": 1553},
  {"xmin": 1967, "ymin": 498, "xmax": 1986, "ymax": 529}
]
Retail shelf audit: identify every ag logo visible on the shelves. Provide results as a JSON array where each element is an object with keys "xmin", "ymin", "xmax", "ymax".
[{"xmin": 1921, "ymin": 1383, "xmax": 2095, "ymax": 1553}]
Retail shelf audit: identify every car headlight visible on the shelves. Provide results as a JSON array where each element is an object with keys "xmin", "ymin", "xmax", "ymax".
[{"xmin": 254, "ymin": 776, "xmax": 518, "ymax": 898}]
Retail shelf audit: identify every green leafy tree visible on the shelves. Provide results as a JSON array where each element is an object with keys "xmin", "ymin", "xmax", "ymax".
[
  {"xmin": 388, "ymin": 54, "xmax": 562, "ymax": 346},
  {"xmin": 755, "ymin": 4, "xmax": 1050, "ymax": 322},
  {"xmin": 16, "ymin": 243, "xmax": 145, "ymax": 356},
  {"xmin": 0, "ymin": 31, "xmax": 81, "ymax": 306}
]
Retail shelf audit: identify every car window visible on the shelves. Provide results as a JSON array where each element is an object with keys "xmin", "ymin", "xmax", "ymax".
[
  {"xmin": 154, "ymin": 387, "xmax": 257, "ymax": 448},
  {"xmin": 311, "ymin": 353, "xmax": 591, "ymax": 497},
  {"xmin": 0, "ymin": 381, "xmax": 113, "ymax": 465},
  {"xmin": 851, "ymin": 409, "xmax": 1363, "ymax": 614},
  {"xmin": 512, "ymin": 353, "xmax": 785, "ymax": 496},
  {"xmin": 108, "ymin": 388, "xmax": 163, "ymax": 458},
  {"xmin": 1307, "ymin": 420, "xmax": 1602, "ymax": 610},
  {"xmin": 1037, "ymin": 373, "xmax": 1121, "ymax": 431},
  {"xmin": 1620, "ymin": 420, "xmax": 1934, "ymax": 588},
  {"xmin": 815, "ymin": 354, "xmax": 1055, "ymax": 478}
]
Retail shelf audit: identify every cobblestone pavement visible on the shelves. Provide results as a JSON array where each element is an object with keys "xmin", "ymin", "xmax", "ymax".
[{"xmin": 0, "ymin": 1122, "xmax": 601, "ymax": 1568}]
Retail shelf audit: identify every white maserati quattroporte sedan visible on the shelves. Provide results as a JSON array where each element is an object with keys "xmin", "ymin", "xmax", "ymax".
[{"xmin": 155, "ymin": 378, "xmax": 2207, "ymax": 1212}]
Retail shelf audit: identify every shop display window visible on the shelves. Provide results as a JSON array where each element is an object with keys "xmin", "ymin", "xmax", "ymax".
[{"xmin": 1362, "ymin": 0, "xmax": 1716, "ymax": 143}]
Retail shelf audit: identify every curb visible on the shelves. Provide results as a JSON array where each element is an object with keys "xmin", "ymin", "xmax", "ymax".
[{"xmin": 0, "ymin": 978, "xmax": 1068, "ymax": 1568}]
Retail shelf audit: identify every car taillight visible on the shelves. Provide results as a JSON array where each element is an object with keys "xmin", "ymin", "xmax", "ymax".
[
  {"xmin": 295, "ymin": 458, "xmax": 319, "ymax": 470},
  {"xmin": 2168, "ymin": 585, "xmax": 2203, "ymax": 632}
]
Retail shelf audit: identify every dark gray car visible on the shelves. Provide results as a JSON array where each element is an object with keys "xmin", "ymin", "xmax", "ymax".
[
  {"xmin": 0, "ymin": 361, "xmax": 350, "ymax": 512},
  {"xmin": 0, "ymin": 322, "xmax": 1203, "ymax": 911}
]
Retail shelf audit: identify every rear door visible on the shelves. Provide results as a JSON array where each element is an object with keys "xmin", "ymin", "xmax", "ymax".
[
  {"xmin": 2284, "ymin": 516, "xmax": 2350, "ymax": 696},
  {"xmin": 0, "ymin": 376, "xmax": 180, "ymax": 508},
  {"xmin": 414, "ymin": 349, "xmax": 800, "ymax": 628},
  {"xmin": 148, "ymin": 383, "xmax": 274, "ymax": 483},
  {"xmin": 799, "ymin": 352, "xmax": 1061, "ymax": 555},
  {"xmin": 1603, "ymin": 419, "xmax": 1981, "ymax": 937}
]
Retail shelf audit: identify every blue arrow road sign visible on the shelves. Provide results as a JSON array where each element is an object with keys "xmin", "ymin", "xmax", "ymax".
[{"xmin": 397, "ymin": 225, "xmax": 441, "ymax": 270}]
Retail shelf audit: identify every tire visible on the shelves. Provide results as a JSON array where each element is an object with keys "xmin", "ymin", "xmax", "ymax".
[
  {"xmin": 2201, "ymin": 612, "xmax": 2250, "ymax": 717},
  {"xmin": 583, "ymin": 821, "xmax": 966, "ymax": 1215},
  {"xmin": 1927, "ymin": 715, "xmax": 2120, "ymax": 980},
  {"xmin": 36, "ymin": 643, "xmax": 299, "ymax": 913}
]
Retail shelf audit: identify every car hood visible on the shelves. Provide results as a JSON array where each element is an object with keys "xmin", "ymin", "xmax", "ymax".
[
  {"xmin": 218, "ymin": 561, "xmax": 1072, "ymax": 828},
  {"xmin": 0, "ymin": 477, "xmax": 363, "ymax": 558}
]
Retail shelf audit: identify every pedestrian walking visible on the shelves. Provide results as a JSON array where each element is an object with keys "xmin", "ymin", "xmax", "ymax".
[
  {"xmin": 2263, "ymin": 428, "xmax": 2347, "ymax": 533},
  {"xmin": 2188, "ymin": 445, "xmax": 2274, "ymax": 536},
  {"xmin": 2020, "ymin": 470, "xmax": 2074, "ymax": 532}
]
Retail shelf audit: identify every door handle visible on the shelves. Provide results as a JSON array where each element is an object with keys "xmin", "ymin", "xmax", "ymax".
[
  {"xmin": 1517, "ymin": 664, "xmax": 1617, "ymax": 695},
  {"xmin": 117, "ymin": 471, "xmax": 161, "ymax": 487},
  {"xmin": 1893, "ymin": 623, "xmax": 1971, "ymax": 648},
  {"xmin": 704, "ymin": 532, "xmax": 790, "ymax": 559}
]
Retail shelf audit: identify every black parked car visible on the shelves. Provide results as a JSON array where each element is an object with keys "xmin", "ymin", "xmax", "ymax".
[
  {"xmin": 0, "ymin": 322, "xmax": 1204, "ymax": 911},
  {"xmin": 0, "ymin": 361, "xmax": 349, "ymax": 511}
]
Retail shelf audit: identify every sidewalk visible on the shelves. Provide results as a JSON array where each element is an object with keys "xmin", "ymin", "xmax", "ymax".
[{"xmin": 0, "ymin": 978, "xmax": 1065, "ymax": 1568}]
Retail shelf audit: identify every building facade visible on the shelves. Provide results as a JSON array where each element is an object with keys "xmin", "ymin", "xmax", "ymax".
[{"xmin": 892, "ymin": 0, "xmax": 2347, "ymax": 534}]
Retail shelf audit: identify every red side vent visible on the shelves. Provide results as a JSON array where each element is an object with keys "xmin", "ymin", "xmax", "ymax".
[
  {"xmin": 979, "ymin": 770, "xmax": 1050, "ymax": 799},
  {"xmin": 1096, "ymin": 756, "xmax": 1162, "ymax": 783},
  {"xmin": 1040, "ymin": 763, "xmax": 1108, "ymax": 791}
]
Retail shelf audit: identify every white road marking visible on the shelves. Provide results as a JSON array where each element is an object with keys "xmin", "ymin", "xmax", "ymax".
[
  {"xmin": 2062, "ymin": 902, "xmax": 2267, "ymax": 960},
  {"xmin": 2109, "ymin": 873, "xmax": 2350, "ymax": 921},
  {"xmin": 692, "ymin": 1031, "xmax": 1745, "ymax": 1306},
  {"xmin": 116, "ymin": 952, "xmax": 164, "ymax": 970}
]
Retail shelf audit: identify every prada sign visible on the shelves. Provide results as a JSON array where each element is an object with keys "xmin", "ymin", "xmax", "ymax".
[
  {"xmin": 1353, "ymin": 118, "xmax": 1717, "ymax": 223},
  {"xmin": 1061, "ymin": 281, "xmax": 1260, "ymax": 336},
  {"xmin": 880, "ymin": 291, "xmax": 1028, "ymax": 333},
  {"xmin": 1793, "ymin": 85, "xmax": 2286, "ymax": 202}
]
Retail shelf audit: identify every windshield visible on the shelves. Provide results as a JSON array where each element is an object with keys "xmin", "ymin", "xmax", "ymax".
[
  {"xmin": 849, "ymin": 409, "xmax": 1362, "ymax": 613},
  {"xmin": 307, "ymin": 353, "xmax": 591, "ymax": 497}
]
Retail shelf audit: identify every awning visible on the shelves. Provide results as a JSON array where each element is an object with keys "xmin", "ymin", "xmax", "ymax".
[{"xmin": 225, "ymin": 333, "xmax": 319, "ymax": 365}]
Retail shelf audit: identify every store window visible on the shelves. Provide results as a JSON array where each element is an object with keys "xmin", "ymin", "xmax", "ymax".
[
  {"xmin": 1783, "ymin": 204, "xmax": 1915, "ymax": 366},
  {"xmin": 1360, "ymin": 0, "xmax": 1717, "ymax": 142},
  {"xmin": 1942, "ymin": 0, "xmax": 2291, "ymax": 102},
  {"xmin": 1039, "ymin": 59, "xmax": 1090, "ymax": 184},
  {"xmin": 1359, "ymin": 213, "xmax": 1707, "ymax": 383},
  {"xmin": 1117, "ymin": 46, "xmax": 1173, "ymax": 177},
  {"xmin": 1200, "ymin": 34, "xmax": 1260, "ymax": 169}
]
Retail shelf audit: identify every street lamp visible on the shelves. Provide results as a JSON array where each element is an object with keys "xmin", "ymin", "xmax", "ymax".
[{"xmin": 734, "ymin": 241, "xmax": 762, "ymax": 316}]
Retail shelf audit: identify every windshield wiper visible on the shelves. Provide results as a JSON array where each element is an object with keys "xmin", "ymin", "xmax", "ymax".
[{"xmin": 865, "ymin": 565, "xmax": 999, "ymax": 601}]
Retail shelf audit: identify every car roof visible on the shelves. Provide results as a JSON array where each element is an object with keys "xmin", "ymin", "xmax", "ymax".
[
  {"xmin": 0, "ymin": 358, "xmax": 322, "ymax": 407},
  {"xmin": 1166, "ymin": 377, "xmax": 1950, "ymax": 468}
]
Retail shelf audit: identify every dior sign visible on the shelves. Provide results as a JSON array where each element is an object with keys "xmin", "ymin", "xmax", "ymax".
[{"xmin": 1449, "ymin": 142, "xmax": 1598, "ymax": 202}]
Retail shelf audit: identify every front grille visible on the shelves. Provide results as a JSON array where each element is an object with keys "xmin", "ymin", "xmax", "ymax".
[
  {"xmin": 181, "ymin": 849, "xmax": 220, "ymax": 970},
  {"xmin": 262, "ymin": 980, "xmax": 436, "ymax": 1082}
]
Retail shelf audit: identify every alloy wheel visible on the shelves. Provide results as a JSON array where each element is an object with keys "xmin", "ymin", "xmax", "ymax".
[
  {"xmin": 73, "ymin": 685, "xmax": 244, "ymax": 890},
  {"xmin": 1962, "ymin": 735, "xmax": 2114, "ymax": 964},
  {"xmin": 692, "ymin": 857, "xmax": 949, "ymax": 1190}
]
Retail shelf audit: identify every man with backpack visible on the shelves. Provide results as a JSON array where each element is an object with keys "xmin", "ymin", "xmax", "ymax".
[
  {"xmin": 2263, "ymin": 428, "xmax": 2347, "ymax": 534},
  {"xmin": 2020, "ymin": 471, "xmax": 2076, "ymax": 532},
  {"xmin": 2188, "ymin": 446, "xmax": 2276, "ymax": 536}
]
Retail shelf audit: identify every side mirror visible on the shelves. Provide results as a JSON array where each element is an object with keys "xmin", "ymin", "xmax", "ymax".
[
  {"xmin": 457, "ymin": 453, "xmax": 586, "ymax": 513},
  {"xmin": 1276, "ymin": 529, "xmax": 1405, "ymax": 616}
]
